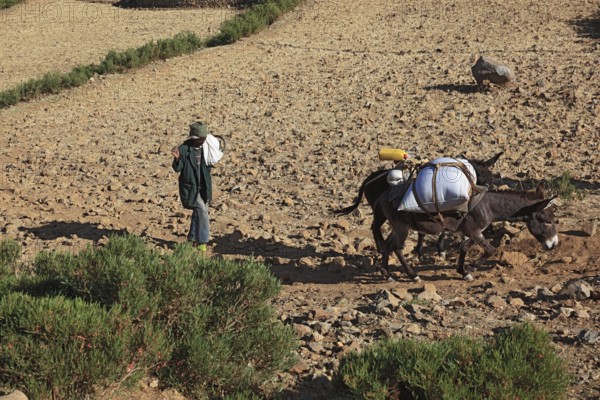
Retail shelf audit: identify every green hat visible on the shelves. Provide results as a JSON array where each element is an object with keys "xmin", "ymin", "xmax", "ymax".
[{"xmin": 188, "ymin": 122, "xmax": 208, "ymax": 139}]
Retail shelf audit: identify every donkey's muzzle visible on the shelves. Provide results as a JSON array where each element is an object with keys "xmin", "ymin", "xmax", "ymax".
[{"xmin": 544, "ymin": 235, "xmax": 559, "ymax": 250}]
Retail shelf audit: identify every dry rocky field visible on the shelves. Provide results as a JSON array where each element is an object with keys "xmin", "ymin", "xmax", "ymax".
[{"xmin": 0, "ymin": 0, "xmax": 599, "ymax": 399}]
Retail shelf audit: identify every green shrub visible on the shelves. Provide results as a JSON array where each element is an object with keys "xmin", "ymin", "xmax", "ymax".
[
  {"xmin": 207, "ymin": 0, "xmax": 303, "ymax": 46},
  {"xmin": 0, "ymin": 0, "xmax": 23, "ymax": 9},
  {"xmin": 549, "ymin": 171, "xmax": 585, "ymax": 200},
  {"xmin": 0, "ymin": 238, "xmax": 21, "ymax": 271},
  {"xmin": 11, "ymin": 235, "xmax": 296, "ymax": 398},
  {"xmin": 337, "ymin": 323, "xmax": 569, "ymax": 400},
  {"xmin": 0, "ymin": 292, "xmax": 168, "ymax": 400}
]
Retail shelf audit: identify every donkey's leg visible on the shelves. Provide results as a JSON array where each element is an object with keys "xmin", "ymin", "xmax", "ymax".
[
  {"xmin": 436, "ymin": 232, "xmax": 446, "ymax": 260},
  {"xmin": 471, "ymin": 231, "xmax": 496, "ymax": 257},
  {"xmin": 392, "ymin": 227, "xmax": 420, "ymax": 281},
  {"xmin": 371, "ymin": 211, "xmax": 394, "ymax": 280},
  {"xmin": 378, "ymin": 232, "xmax": 395, "ymax": 281},
  {"xmin": 413, "ymin": 233, "xmax": 425, "ymax": 261},
  {"xmin": 457, "ymin": 238, "xmax": 475, "ymax": 281}
]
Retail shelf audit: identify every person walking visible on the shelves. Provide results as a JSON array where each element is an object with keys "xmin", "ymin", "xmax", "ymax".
[{"xmin": 172, "ymin": 122, "xmax": 213, "ymax": 252}]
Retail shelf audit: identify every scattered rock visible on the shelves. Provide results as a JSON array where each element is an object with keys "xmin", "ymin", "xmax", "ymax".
[
  {"xmin": 471, "ymin": 55, "xmax": 516, "ymax": 87},
  {"xmin": 582, "ymin": 220, "xmax": 597, "ymax": 237},
  {"xmin": 390, "ymin": 287, "xmax": 413, "ymax": 302},
  {"xmin": 560, "ymin": 256, "xmax": 573, "ymax": 264},
  {"xmin": 509, "ymin": 297, "xmax": 525, "ymax": 308},
  {"xmin": 325, "ymin": 256, "xmax": 346, "ymax": 268},
  {"xmin": 294, "ymin": 323, "xmax": 312, "ymax": 338},
  {"xmin": 310, "ymin": 308, "xmax": 337, "ymax": 321},
  {"xmin": 405, "ymin": 323, "xmax": 422, "ymax": 335},
  {"xmin": 559, "ymin": 280, "xmax": 592, "ymax": 300},
  {"xmin": 550, "ymin": 283, "xmax": 563, "ymax": 294},
  {"xmin": 0, "ymin": 391, "xmax": 28, "ymax": 400},
  {"xmin": 574, "ymin": 309, "xmax": 591, "ymax": 319},
  {"xmin": 422, "ymin": 283, "xmax": 437, "ymax": 293},
  {"xmin": 578, "ymin": 330, "xmax": 600, "ymax": 345},
  {"xmin": 307, "ymin": 341, "xmax": 324, "ymax": 354},
  {"xmin": 500, "ymin": 251, "xmax": 529, "ymax": 266},
  {"xmin": 516, "ymin": 311, "xmax": 537, "ymax": 322},
  {"xmin": 377, "ymin": 289, "xmax": 401, "ymax": 309},
  {"xmin": 417, "ymin": 290, "xmax": 442, "ymax": 303},
  {"xmin": 289, "ymin": 359, "xmax": 310, "ymax": 374},
  {"xmin": 486, "ymin": 295, "xmax": 507, "ymax": 309},
  {"xmin": 333, "ymin": 220, "xmax": 351, "ymax": 231}
]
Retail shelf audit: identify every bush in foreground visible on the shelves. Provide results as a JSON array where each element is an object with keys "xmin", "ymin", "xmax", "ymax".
[
  {"xmin": 0, "ymin": 238, "xmax": 21, "ymax": 272},
  {"xmin": 337, "ymin": 323, "xmax": 569, "ymax": 400},
  {"xmin": 1, "ymin": 235, "xmax": 296, "ymax": 399}
]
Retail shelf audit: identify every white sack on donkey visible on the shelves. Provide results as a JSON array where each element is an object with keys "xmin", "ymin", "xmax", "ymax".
[{"xmin": 399, "ymin": 158, "xmax": 477, "ymax": 213}]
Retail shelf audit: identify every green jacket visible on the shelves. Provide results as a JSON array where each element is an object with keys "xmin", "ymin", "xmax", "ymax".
[{"xmin": 172, "ymin": 143, "xmax": 212, "ymax": 209}]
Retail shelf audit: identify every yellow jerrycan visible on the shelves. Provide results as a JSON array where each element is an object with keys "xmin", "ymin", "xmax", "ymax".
[{"xmin": 378, "ymin": 148, "xmax": 410, "ymax": 161}]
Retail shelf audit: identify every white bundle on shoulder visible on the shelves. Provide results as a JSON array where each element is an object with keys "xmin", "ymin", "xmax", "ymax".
[{"xmin": 202, "ymin": 134, "xmax": 223, "ymax": 166}]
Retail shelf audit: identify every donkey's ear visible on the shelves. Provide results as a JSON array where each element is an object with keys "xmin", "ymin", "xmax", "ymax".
[
  {"xmin": 510, "ymin": 197, "xmax": 556, "ymax": 220},
  {"xmin": 481, "ymin": 151, "xmax": 504, "ymax": 168},
  {"xmin": 544, "ymin": 196, "xmax": 558, "ymax": 209},
  {"xmin": 535, "ymin": 182, "xmax": 548, "ymax": 198}
]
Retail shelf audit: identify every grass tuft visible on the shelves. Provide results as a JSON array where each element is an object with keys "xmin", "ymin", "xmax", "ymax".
[{"xmin": 548, "ymin": 171, "xmax": 586, "ymax": 200}]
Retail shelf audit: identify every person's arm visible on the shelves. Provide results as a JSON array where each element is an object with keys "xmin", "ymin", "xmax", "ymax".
[{"xmin": 172, "ymin": 146, "xmax": 184, "ymax": 172}]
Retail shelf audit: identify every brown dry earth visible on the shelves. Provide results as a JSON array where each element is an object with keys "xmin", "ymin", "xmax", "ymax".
[
  {"xmin": 0, "ymin": 0, "xmax": 236, "ymax": 88},
  {"xmin": 0, "ymin": 0, "xmax": 599, "ymax": 399}
]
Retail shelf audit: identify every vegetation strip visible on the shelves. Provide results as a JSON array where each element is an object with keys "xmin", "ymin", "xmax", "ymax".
[
  {"xmin": 0, "ymin": 0, "xmax": 304, "ymax": 109},
  {"xmin": 0, "ymin": 0, "xmax": 22, "ymax": 9}
]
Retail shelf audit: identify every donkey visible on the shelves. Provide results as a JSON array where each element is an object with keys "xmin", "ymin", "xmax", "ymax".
[
  {"xmin": 373, "ymin": 182, "xmax": 558, "ymax": 282},
  {"xmin": 334, "ymin": 152, "xmax": 503, "ymax": 260}
]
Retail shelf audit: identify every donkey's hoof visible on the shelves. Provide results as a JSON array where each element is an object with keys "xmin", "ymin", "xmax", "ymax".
[
  {"xmin": 413, "ymin": 276, "xmax": 421, "ymax": 282},
  {"xmin": 439, "ymin": 251, "xmax": 446, "ymax": 260},
  {"xmin": 463, "ymin": 274, "xmax": 474, "ymax": 282}
]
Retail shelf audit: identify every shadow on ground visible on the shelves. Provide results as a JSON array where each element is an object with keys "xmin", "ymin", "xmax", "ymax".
[
  {"xmin": 21, "ymin": 221, "xmax": 128, "ymax": 242},
  {"xmin": 569, "ymin": 13, "xmax": 600, "ymax": 39},
  {"xmin": 423, "ymin": 83, "xmax": 479, "ymax": 94},
  {"xmin": 210, "ymin": 231, "xmax": 382, "ymax": 284}
]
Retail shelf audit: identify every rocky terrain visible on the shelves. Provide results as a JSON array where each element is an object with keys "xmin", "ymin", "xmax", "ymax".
[{"xmin": 0, "ymin": 0, "xmax": 598, "ymax": 398}]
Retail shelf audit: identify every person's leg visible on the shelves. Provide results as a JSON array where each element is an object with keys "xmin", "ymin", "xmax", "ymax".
[
  {"xmin": 187, "ymin": 208, "xmax": 199, "ymax": 243},
  {"xmin": 196, "ymin": 197, "xmax": 210, "ymax": 245}
]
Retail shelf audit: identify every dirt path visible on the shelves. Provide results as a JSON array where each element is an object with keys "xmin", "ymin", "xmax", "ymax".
[
  {"xmin": 0, "ymin": 0, "xmax": 598, "ymax": 398},
  {"xmin": 0, "ymin": 0, "xmax": 236, "ymax": 88}
]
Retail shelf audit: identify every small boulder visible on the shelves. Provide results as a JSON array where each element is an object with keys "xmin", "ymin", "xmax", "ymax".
[
  {"xmin": 486, "ymin": 295, "xmax": 507, "ymax": 309},
  {"xmin": 559, "ymin": 279, "xmax": 592, "ymax": 300},
  {"xmin": 500, "ymin": 251, "xmax": 529, "ymax": 266},
  {"xmin": 0, "ymin": 391, "xmax": 28, "ymax": 400},
  {"xmin": 471, "ymin": 55, "xmax": 516, "ymax": 88},
  {"xmin": 582, "ymin": 220, "xmax": 597, "ymax": 237}
]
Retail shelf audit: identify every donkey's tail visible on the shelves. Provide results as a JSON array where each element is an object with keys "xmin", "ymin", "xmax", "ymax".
[{"xmin": 333, "ymin": 181, "xmax": 367, "ymax": 215}]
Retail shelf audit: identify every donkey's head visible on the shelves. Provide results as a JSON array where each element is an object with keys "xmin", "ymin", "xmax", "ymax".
[{"xmin": 509, "ymin": 184, "xmax": 558, "ymax": 250}]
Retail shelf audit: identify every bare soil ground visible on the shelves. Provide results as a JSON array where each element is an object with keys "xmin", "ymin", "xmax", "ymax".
[
  {"xmin": 0, "ymin": 0, "xmax": 598, "ymax": 398},
  {"xmin": 0, "ymin": 0, "xmax": 236, "ymax": 88}
]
